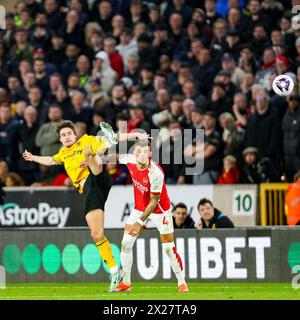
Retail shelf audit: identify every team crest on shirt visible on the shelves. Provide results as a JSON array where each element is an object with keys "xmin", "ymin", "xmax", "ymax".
[{"xmin": 142, "ymin": 177, "xmax": 149, "ymax": 184}]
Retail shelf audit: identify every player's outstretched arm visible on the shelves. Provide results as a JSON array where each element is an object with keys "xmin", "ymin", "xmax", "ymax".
[
  {"xmin": 22, "ymin": 150, "xmax": 57, "ymax": 166},
  {"xmin": 117, "ymin": 132, "xmax": 151, "ymax": 141}
]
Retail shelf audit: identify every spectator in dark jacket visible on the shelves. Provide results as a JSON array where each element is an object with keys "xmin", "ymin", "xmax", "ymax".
[
  {"xmin": 282, "ymin": 95, "xmax": 300, "ymax": 182},
  {"xmin": 17, "ymin": 106, "xmax": 40, "ymax": 185},
  {"xmin": 172, "ymin": 202, "xmax": 195, "ymax": 229},
  {"xmin": 240, "ymin": 147, "xmax": 278, "ymax": 183},
  {"xmin": 196, "ymin": 198, "xmax": 234, "ymax": 229},
  {"xmin": 244, "ymin": 88, "xmax": 280, "ymax": 166}
]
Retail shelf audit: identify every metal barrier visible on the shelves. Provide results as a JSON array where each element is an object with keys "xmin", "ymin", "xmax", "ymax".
[{"xmin": 260, "ymin": 183, "xmax": 289, "ymax": 226}]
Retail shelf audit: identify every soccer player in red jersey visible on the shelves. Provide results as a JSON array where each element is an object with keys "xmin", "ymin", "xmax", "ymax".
[{"xmin": 110, "ymin": 140, "xmax": 188, "ymax": 293}]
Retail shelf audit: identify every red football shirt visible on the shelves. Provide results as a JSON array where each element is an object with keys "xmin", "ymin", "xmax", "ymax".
[{"xmin": 119, "ymin": 154, "xmax": 171, "ymax": 214}]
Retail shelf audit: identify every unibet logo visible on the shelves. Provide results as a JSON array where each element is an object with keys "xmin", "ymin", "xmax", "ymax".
[
  {"xmin": 2, "ymin": 243, "xmax": 121, "ymax": 275},
  {"xmin": 288, "ymin": 242, "xmax": 300, "ymax": 269},
  {"xmin": 0, "ymin": 203, "xmax": 70, "ymax": 227}
]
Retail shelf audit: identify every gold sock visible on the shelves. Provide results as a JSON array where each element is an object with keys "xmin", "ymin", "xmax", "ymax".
[
  {"xmin": 96, "ymin": 237, "xmax": 117, "ymax": 270},
  {"xmin": 90, "ymin": 137, "xmax": 109, "ymax": 155}
]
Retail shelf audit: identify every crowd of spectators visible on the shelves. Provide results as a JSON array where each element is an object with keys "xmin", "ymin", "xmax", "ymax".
[{"xmin": 0, "ymin": 0, "xmax": 300, "ymax": 188}]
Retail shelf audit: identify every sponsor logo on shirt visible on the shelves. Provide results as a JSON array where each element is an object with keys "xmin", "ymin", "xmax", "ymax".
[{"xmin": 132, "ymin": 178, "xmax": 149, "ymax": 193}]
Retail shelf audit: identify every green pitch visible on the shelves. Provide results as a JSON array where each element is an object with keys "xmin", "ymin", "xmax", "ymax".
[{"xmin": 0, "ymin": 283, "xmax": 299, "ymax": 300}]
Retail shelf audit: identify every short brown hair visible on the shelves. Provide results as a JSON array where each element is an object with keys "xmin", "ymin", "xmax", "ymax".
[{"xmin": 56, "ymin": 121, "xmax": 76, "ymax": 137}]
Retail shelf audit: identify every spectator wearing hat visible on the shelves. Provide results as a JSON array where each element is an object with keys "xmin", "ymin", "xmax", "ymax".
[
  {"xmin": 185, "ymin": 111, "xmax": 223, "ymax": 184},
  {"xmin": 191, "ymin": 8, "xmax": 214, "ymax": 43},
  {"xmin": 192, "ymin": 48, "xmax": 216, "ymax": 95},
  {"xmin": 86, "ymin": 77, "xmax": 110, "ymax": 113},
  {"xmin": 275, "ymin": 55, "xmax": 296, "ymax": 83},
  {"xmin": 240, "ymin": 146, "xmax": 278, "ymax": 183},
  {"xmin": 222, "ymin": 28, "xmax": 241, "ymax": 60},
  {"xmin": 196, "ymin": 198, "xmax": 234, "ymax": 229},
  {"xmin": 244, "ymin": 88, "xmax": 280, "ymax": 166},
  {"xmin": 282, "ymin": 95, "xmax": 300, "ymax": 182},
  {"xmin": 215, "ymin": 69, "xmax": 237, "ymax": 99},
  {"xmin": 117, "ymin": 29, "xmax": 138, "ymax": 71},
  {"xmin": 92, "ymin": 51, "xmax": 117, "ymax": 94},
  {"xmin": 172, "ymin": 203, "xmax": 195, "ymax": 229},
  {"xmin": 221, "ymin": 52, "xmax": 245, "ymax": 90},
  {"xmin": 217, "ymin": 155, "xmax": 240, "ymax": 184}
]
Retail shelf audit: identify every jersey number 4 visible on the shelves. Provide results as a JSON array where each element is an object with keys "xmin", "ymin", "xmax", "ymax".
[{"xmin": 163, "ymin": 216, "xmax": 169, "ymax": 225}]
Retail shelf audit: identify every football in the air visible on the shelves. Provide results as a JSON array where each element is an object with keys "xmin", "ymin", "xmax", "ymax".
[{"xmin": 272, "ymin": 74, "xmax": 295, "ymax": 96}]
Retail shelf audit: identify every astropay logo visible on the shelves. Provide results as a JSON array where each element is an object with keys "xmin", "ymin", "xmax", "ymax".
[{"xmin": 0, "ymin": 203, "xmax": 70, "ymax": 227}]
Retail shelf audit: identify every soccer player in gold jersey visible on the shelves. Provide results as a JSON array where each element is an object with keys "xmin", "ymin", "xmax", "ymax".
[{"xmin": 23, "ymin": 120, "xmax": 147, "ymax": 292}]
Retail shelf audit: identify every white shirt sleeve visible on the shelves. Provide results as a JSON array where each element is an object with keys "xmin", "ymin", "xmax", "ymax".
[
  {"xmin": 149, "ymin": 163, "xmax": 164, "ymax": 194},
  {"xmin": 118, "ymin": 154, "xmax": 136, "ymax": 165}
]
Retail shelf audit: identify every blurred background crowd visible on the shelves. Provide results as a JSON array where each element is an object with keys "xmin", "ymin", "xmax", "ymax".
[{"xmin": 0, "ymin": 0, "xmax": 299, "ymax": 188}]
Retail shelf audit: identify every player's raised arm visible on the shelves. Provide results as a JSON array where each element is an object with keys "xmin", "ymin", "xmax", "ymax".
[
  {"xmin": 117, "ymin": 132, "xmax": 151, "ymax": 141},
  {"xmin": 22, "ymin": 150, "xmax": 58, "ymax": 166}
]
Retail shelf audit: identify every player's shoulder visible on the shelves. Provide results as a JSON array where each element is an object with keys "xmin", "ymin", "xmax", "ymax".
[
  {"xmin": 119, "ymin": 153, "xmax": 136, "ymax": 165},
  {"xmin": 148, "ymin": 160, "xmax": 164, "ymax": 178}
]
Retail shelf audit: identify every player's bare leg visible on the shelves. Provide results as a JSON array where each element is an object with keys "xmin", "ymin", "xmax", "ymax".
[
  {"xmin": 160, "ymin": 233, "xmax": 189, "ymax": 293},
  {"xmin": 83, "ymin": 146, "xmax": 103, "ymax": 175},
  {"xmin": 115, "ymin": 224, "xmax": 138, "ymax": 292},
  {"xmin": 86, "ymin": 210, "xmax": 121, "ymax": 292}
]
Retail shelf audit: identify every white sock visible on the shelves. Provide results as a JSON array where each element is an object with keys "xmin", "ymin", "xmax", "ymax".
[
  {"xmin": 162, "ymin": 242, "xmax": 185, "ymax": 286},
  {"xmin": 109, "ymin": 265, "xmax": 118, "ymax": 275},
  {"xmin": 120, "ymin": 234, "xmax": 137, "ymax": 284}
]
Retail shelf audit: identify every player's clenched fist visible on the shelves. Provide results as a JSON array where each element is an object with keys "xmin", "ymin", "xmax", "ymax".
[{"xmin": 23, "ymin": 150, "xmax": 33, "ymax": 161}]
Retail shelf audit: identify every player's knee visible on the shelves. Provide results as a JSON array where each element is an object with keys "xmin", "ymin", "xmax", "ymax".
[
  {"xmin": 162, "ymin": 242, "xmax": 173, "ymax": 257},
  {"xmin": 121, "ymin": 235, "xmax": 135, "ymax": 252},
  {"xmin": 90, "ymin": 230, "xmax": 105, "ymax": 243}
]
